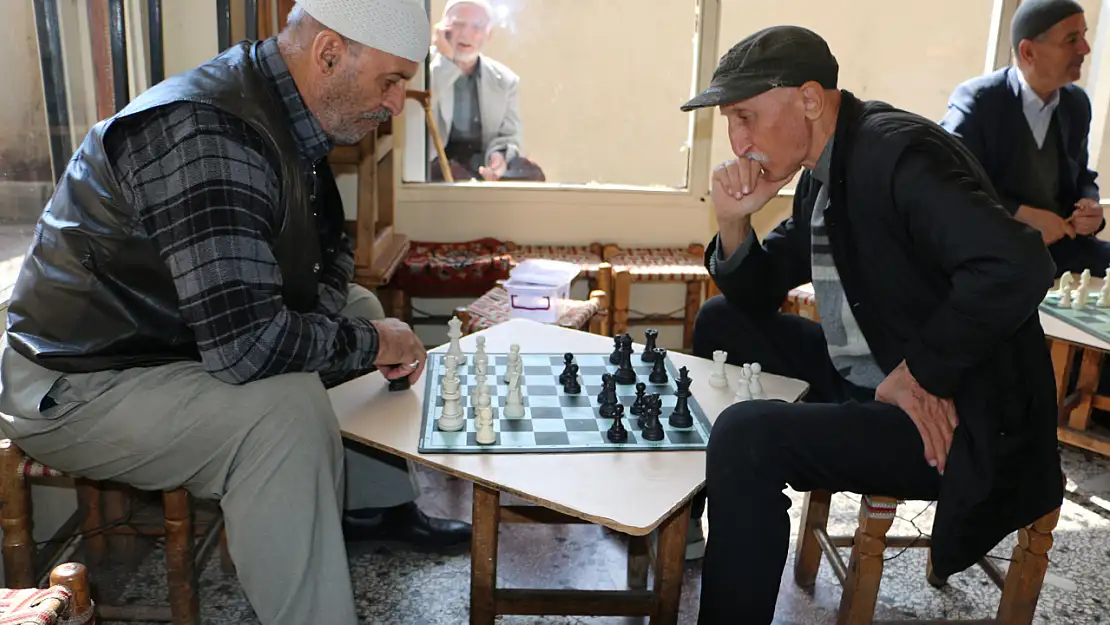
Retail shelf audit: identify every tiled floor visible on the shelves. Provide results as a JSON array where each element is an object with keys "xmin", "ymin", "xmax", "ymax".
[{"xmin": 86, "ymin": 444, "xmax": 1110, "ymax": 625}]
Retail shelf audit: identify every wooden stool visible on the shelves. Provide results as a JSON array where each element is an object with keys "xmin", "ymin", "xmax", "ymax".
[
  {"xmin": 454, "ymin": 268, "xmax": 611, "ymax": 336},
  {"xmin": 781, "ymin": 283, "xmax": 818, "ymax": 321},
  {"xmin": 0, "ymin": 562, "xmax": 94, "ymax": 624},
  {"xmin": 603, "ymin": 244, "xmax": 711, "ymax": 350},
  {"xmin": 0, "ymin": 440, "xmax": 230, "ymax": 624},
  {"xmin": 794, "ymin": 491, "xmax": 1060, "ymax": 624}
]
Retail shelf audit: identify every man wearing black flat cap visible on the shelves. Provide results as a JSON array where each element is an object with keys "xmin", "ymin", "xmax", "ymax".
[
  {"xmin": 941, "ymin": 0, "xmax": 1106, "ymax": 276},
  {"xmin": 686, "ymin": 25, "xmax": 1064, "ymax": 624}
]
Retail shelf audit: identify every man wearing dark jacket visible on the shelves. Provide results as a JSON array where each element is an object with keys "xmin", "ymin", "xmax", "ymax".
[
  {"xmin": 940, "ymin": 0, "xmax": 1107, "ymax": 276},
  {"xmin": 684, "ymin": 26, "xmax": 1064, "ymax": 624}
]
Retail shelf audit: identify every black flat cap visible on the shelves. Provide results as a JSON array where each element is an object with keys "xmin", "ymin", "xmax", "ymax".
[
  {"xmin": 1011, "ymin": 0, "xmax": 1084, "ymax": 52},
  {"xmin": 681, "ymin": 25, "xmax": 838, "ymax": 112}
]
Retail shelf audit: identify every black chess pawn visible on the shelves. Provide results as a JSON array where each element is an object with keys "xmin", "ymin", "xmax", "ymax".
[
  {"xmin": 563, "ymin": 364, "xmax": 581, "ymax": 394},
  {"xmin": 630, "ymin": 382, "xmax": 647, "ymax": 416},
  {"xmin": 599, "ymin": 375, "xmax": 619, "ymax": 418},
  {"xmin": 598, "ymin": 373, "xmax": 614, "ymax": 403},
  {"xmin": 558, "ymin": 353, "xmax": 575, "ymax": 385},
  {"xmin": 614, "ymin": 334, "xmax": 637, "ymax": 385},
  {"xmin": 649, "ymin": 348, "xmax": 669, "ymax": 384},
  {"xmin": 668, "ymin": 366, "xmax": 693, "ymax": 429},
  {"xmin": 609, "ymin": 334, "xmax": 623, "ymax": 364},
  {"xmin": 641, "ymin": 329, "xmax": 659, "ymax": 362},
  {"xmin": 607, "ymin": 404, "xmax": 629, "ymax": 443},
  {"xmin": 642, "ymin": 394, "xmax": 665, "ymax": 441}
]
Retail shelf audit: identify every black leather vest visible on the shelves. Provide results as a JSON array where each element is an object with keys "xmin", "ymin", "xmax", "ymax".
[{"xmin": 6, "ymin": 42, "xmax": 322, "ymax": 373}]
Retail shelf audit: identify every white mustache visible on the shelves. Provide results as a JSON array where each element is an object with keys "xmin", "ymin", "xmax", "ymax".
[
  {"xmin": 745, "ymin": 153, "xmax": 769, "ymax": 163},
  {"xmin": 361, "ymin": 109, "xmax": 392, "ymax": 123}
]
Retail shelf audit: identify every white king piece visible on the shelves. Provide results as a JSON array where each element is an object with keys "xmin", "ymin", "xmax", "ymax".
[{"xmin": 295, "ymin": 0, "xmax": 431, "ymax": 63}]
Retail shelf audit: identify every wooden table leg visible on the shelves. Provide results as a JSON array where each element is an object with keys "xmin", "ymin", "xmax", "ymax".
[
  {"xmin": 1069, "ymin": 348, "xmax": 1103, "ymax": 431},
  {"xmin": 651, "ymin": 501, "xmax": 691, "ymax": 625},
  {"xmin": 1049, "ymin": 339, "xmax": 1077, "ymax": 407},
  {"xmin": 627, "ymin": 534, "xmax": 650, "ymax": 590},
  {"xmin": 470, "ymin": 483, "xmax": 501, "ymax": 625}
]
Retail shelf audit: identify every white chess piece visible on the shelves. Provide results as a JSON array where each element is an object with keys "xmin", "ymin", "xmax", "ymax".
[
  {"xmin": 475, "ymin": 405, "xmax": 496, "ymax": 445},
  {"xmin": 444, "ymin": 354, "xmax": 459, "ymax": 381},
  {"xmin": 438, "ymin": 375, "xmax": 465, "ymax": 432},
  {"xmin": 471, "ymin": 378, "xmax": 490, "ymax": 401},
  {"xmin": 446, "ymin": 316, "xmax": 467, "ymax": 366},
  {"xmin": 1059, "ymin": 283, "xmax": 1073, "ymax": 308},
  {"xmin": 475, "ymin": 336, "xmax": 488, "ymax": 367},
  {"xmin": 1057, "ymin": 272, "xmax": 1075, "ymax": 296},
  {"xmin": 734, "ymin": 371, "xmax": 752, "ymax": 402},
  {"xmin": 749, "ymin": 363, "xmax": 765, "ymax": 399},
  {"xmin": 709, "ymin": 350, "xmax": 729, "ymax": 388},
  {"xmin": 505, "ymin": 344, "xmax": 523, "ymax": 384},
  {"xmin": 1075, "ymin": 283, "xmax": 1090, "ymax": 310},
  {"xmin": 1098, "ymin": 277, "xmax": 1110, "ymax": 308},
  {"xmin": 1080, "ymin": 269, "xmax": 1092, "ymax": 291},
  {"xmin": 503, "ymin": 371, "xmax": 525, "ymax": 418}
]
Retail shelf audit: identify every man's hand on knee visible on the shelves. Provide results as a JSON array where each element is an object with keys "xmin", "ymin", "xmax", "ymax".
[
  {"xmin": 372, "ymin": 319, "xmax": 427, "ymax": 383},
  {"xmin": 875, "ymin": 360, "xmax": 959, "ymax": 475}
]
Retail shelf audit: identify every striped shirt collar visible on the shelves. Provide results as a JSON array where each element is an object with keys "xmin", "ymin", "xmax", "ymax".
[{"xmin": 256, "ymin": 37, "xmax": 333, "ymax": 164}]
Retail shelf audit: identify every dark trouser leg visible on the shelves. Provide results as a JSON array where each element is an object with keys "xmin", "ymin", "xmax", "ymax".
[
  {"xmin": 500, "ymin": 156, "xmax": 546, "ymax": 182},
  {"xmin": 689, "ymin": 295, "xmax": 866, "ymax": 519},
  {"xmin": 697, "ymin": 400, "xmax": 941, "ymax": 625},
  {"xmin": 1049, "ymin": 234, "xmax": 1110, "ymax": 277}
]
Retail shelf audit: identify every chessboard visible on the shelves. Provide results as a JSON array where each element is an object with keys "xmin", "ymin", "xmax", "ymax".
[
  {"xmin": 1041, "ymin": 289, "xmax": 1110, "ymax": 345},
  {"xmin": 416, "ymin": 349, "xmax": 714, "ymax": 455}
]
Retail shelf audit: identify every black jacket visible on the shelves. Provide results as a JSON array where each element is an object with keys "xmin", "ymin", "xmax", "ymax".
[
  {"xmin": 708, "ymin": 91, "xmax": 1064, "ymax": 577},
  {"xmin": 940, "ymin": 66, "xmax": 1099, "ymax": 217},
  {"xmin": 6, "ymin": 41, "xmax": 324, "ymax": 374}
]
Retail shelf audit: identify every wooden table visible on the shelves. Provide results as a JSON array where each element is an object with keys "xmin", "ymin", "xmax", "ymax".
[
  {"xmin": 1041, "ymin": 309, "xmax": 1110, "ymax": 456},
  {"xmin": 331, "ymin": 319, "xmax": 809, "ymax": 623}
]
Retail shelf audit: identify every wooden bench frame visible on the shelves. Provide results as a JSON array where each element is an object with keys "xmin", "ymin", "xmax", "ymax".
[
  {"xmin": 604, "ymin": 244, "xmax": 710, "ymax": 350},
  {"xmin": 794, "ymin": 491, "xmax": 1060, "ymax": 625},
  {"xmin": 1049, "ymin": 337, "xmax": 1110, "ymax": 457}
]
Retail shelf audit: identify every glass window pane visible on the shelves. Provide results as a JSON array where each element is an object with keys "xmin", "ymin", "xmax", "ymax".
[{"xmin": 414, "ymin": 0, "xmax": 698, "ymax": 187}]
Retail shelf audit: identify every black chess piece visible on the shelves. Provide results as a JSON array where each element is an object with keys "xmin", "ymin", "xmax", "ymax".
[
  {"xmin": 559, "ymin": 353, "xmax": 575, "ymax": 385},
  {"xmin": 609, "ymin": 334, "xmax": 623, "ymax": 364},
  {"xmin": 642, "ymin": 394, "xmax": 665, "ymax": 441},
  {"xmin": 598, "ymin": 373, "xmax": 613, "ymax": 403},
  {"xmin": 563, "ymin": 364, "xmax": 581, "ymax": 394},
  {"xmin": 388, "ymin": 376, "xmax": 411, "ymax": 392},
  {"xmin": 615, "ymin": 334, "xmax": 637, "ymax": 384},
  {"xmin": 668, "ymin": 366, "xmax": 693, "ymax": 428},
  {"xmin": 630, "ymin": 382, "xmax": 647, "ymax": 416},
  {"xmin": 641, "ymin": 329, "xmax": 659, "ymax": 362},
  {"xmin": 649, "ymin": 348, "xmax": 669, "ymax": 384},
  {"xmin": 599, "ymin": 375, "xmax": 619, "ymax": 418},
  {"xmin": 607, "ymin": 404, "xmax": 629, "ymax": 443}
]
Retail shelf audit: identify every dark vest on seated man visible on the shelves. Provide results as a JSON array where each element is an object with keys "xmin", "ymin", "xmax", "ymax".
[
  {"xmin": 940, "ymin": 66, "xmax": 1109, "ymax": 276},
  {"xmin": 5, "ymin": 42, "xmax": 341, "ymax": 373}
]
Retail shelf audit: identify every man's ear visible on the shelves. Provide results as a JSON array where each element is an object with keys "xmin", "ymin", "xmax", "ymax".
[
  {"xmin": 799, "ymin": 82, "xmax": 825, "ymax": 120},
  {"xmin": 1017, "ymin": 39, "xmax": 1036, "ymax": 65},
  {"xmin": 313, "ymin": 30, "xmax": 346, "ymax": 74}
]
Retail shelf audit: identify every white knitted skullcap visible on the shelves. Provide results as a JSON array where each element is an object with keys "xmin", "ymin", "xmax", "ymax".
[
  {"xmin": 444, "ymin": 0, "xmax": 493, "ymax": 21},
  {"xmin": 296, "ymin": 0, "xmax": 430, "ymax": 63}
]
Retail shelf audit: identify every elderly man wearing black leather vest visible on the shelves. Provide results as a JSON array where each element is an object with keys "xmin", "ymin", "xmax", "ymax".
[{"xmin": 0, "ymin": 1, "xmax": 466, "ymax": 623}]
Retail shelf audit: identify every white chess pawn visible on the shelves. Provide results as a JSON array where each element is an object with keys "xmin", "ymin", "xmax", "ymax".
[
  {"xmin": 475, "ymin": 336, "xmax": 488, "ymax": 367},
  {"xmin": 709, "ymin": 350, "xmax": 729, "ymax": 388},
  {"xmin": 446, "ymin": 316, "xmax": 467, "ymax": 366},
  {"xmin": 503, "ymin": 371, "xmax": 525, "ymax": 418},
  {"xmin": 749, "ymin": 363, "xmax": 765, "ymax": 399},
  {"xmin": 734, "ymin": 371, "xmax": 753, "ymax": 402},
  {"xmin": 1080, "ymin": 269, "xmax": 1092, "ymax": 290},
  {"xmin": 475, "ymin": 405, "xmax": 496, "ymax": 445},
  {"xmin": 505, "ymin": 344, "xmax": 523, "ymax": 384},
  {"xmin": 471, "ymin": 379, "xmax": 490, "ymax": 401},
  {"xmin": 1097, "ymin": 278, "xmax": 1110, "ymax": 308},
  {"xmin": 443, "ymin": 354, "xmax": 459, "ymax": 382},
  {"xmin": 438, "ymin": 375, "xmax": 465, "ymax": 432},
  {"xmin": 1059, "ymin": 283, "xmax": 1073, "ymax": 308},
  {"xmin": 1074, "ymin": 284, "xmax": 1090, "ymax": 310}
]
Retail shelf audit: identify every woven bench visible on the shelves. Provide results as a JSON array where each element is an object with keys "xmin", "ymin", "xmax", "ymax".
[
  {"xmin": 454, "ymin": 284, "xmax": 609, "ymax": 336},
  {"xmin": 781, "ymin": 283, "xmax": 818, "ymax": 320},
  {"xmin": 0, "ymin": 440, "xmax": 231, "ymax": 624},
  {"xmin": 0, "ymin": 562, "xmax": 93, "ymax": 625},
  {"xmin": 603, "ymin": 244, "xmax": 711, "ymax": 350},
  {"xmin": 795, "ymin": 491, "xmax": 1059, "ymax": 624}
]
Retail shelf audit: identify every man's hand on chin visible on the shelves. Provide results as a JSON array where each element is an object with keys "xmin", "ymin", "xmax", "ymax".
[{"xmin": 875, "ymin": 360, "xmax": 959, "ymax": 474}]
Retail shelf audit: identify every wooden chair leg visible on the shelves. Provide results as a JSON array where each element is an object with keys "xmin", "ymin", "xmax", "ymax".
[
  {"xmin": 612, "ymin": 268, "xmax": 632, "ymax": 337},
  {"xmin": 50, "ymin": 562, "xmax": 95, "ymax": 623},
  {"xmin": 77, "ymin": 480, "xmax": 107, "ymax": 565},
  {"xmin": 996, "ymin": 507, "xmax": 1060, "ymax": 625},
  {"xmin": 794, "ymin": 490, "xmax": 831, "ymax": 587},
  {"xmin": 219, "ymin": 526, "xmax": 236, "ymax": 577},
  {"xmin": 837, "ymin": 496, "xmax": 896, "ymax": 625},
  {"xmin": 0, "ymin": 439, "xmax": 35, "ymax": 588},
  {"xmin": 594, "ymin": 263, "xmax": 613, "ymax": 336},
  {"xmin": 588, "ymin": 289, "xmax": 609, "ymax": 336},
  {"xmin": 683, "ymin": 281, "xmax": 702, "ymax": 350},
  {"xmin": 163, "ymin": 489, "xmax": 200, "ymax": 625}
]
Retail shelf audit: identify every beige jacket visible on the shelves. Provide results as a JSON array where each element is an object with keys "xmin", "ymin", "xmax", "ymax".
[{"xmin": 428, "ymin": 50, "xmax": 523, "ymax": 164}]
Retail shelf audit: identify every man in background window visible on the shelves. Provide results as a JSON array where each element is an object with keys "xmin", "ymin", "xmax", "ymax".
[
  {"xmin": 941, "ymin": 0, "xmax": 1108, "ymax": 276},
  {"xmin": 428, "ymin": 0, "xmax": 545, "ymax": 182}
]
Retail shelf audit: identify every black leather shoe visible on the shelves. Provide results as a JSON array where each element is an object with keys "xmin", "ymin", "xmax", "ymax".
[{"xmin": 342, "ymin": 502, "xmax": 471, "ymax": 549}]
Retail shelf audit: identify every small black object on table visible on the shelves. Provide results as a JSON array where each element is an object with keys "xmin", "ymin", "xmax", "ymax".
[{"xmin": 388, "ymin": 376, "xmax": 411, "ymax": 392}]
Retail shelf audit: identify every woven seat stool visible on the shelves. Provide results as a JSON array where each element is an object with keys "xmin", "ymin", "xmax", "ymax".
[
  {"xmin": 0, "ymin": 562, "xmax": 94, "ymax": 625},
  {"xmin": 454, "ymin": 277, "xmax": 610, "ymax": 337},
  {"xmin": 780, "ymin": 283, "xmax": 818, "ymax": 321},
  {"xmin": 603, "ymin": 244, "xmax": 711, "ymax": 350},
  {"xmin": 0, "ymin": 440, "xmax": 230, "ymax": 625},
  {"xmin": 794, "ymin": 490, "xmax": 1060, "ymax": 624}
]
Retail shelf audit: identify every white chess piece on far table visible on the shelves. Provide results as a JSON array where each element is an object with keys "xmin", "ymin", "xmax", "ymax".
[
  {"xmin": 709, "ymin": 350, "xmax": 729, "ymax": 388},
  {"xmin": 475, "ymin": 405, "xmax": 496, "ymax": 445},
  {"xmin": 749, "ymin": 363, "xmax": 765, "ymax": 399},
  {"xmin": 446, "ymin": 316, "xmax": 467, "ymax": 366},
  {"xmin": 503, "ymin": 371, "xmax": 525, "ymax": 418},
  {"xmin": 734, "ymin": 370, "xmax": 752, "ymax": 402}
]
